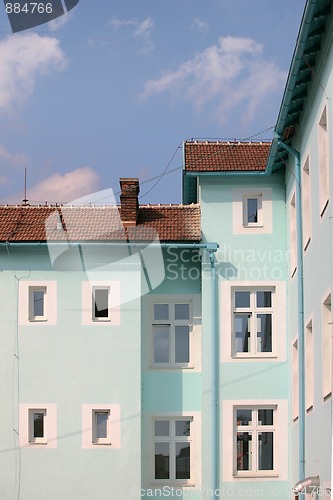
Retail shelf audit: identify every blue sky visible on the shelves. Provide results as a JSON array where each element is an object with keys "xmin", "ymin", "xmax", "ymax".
[{"xmin": 0, "ymin": 0, "xmax": 305, "ymax": 205}]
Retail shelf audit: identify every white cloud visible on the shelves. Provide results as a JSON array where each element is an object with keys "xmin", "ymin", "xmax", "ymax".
[
  {"xmin": 108, "ymin": 16, "xmax": 155, "ymax": 54},
  {"xmin": 0, "ymin": 33, "xmax": 67, "ymax": 112},
  {"xmin": 190, "ymin": 18, "xmax": 209, "ymax": 34},
  {"xmin": 48, "ymin": 10, "xmax": 73, "ymax": 32},
  {"xmin": 142, "ymin": 36, "xmax": 286, "ymax": 124},
  {"xmin": 0, "ymin": 145, "xmax": 27, "ymax": 166},
  {"xmin": 27, "ymin": 167, "xmax": 100, "ymax": 204}
]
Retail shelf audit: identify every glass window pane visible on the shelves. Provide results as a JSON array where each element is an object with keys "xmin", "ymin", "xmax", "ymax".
[
  {"xmin": 237, "ymin": 432, "xmax": 252, "ymax": 471},
  {"xmin": 154, "ymin": 304, "xmax": 169, "ymax": 321},
  {"xmin": 234, "ymin": 314, "xmax": 251, "ymax": 353},
  {"xmin": 258, "ymin": 432, "xmax": 274, "ymax": 470},
  {"xmin": 154, "ymin": 326, "xmax": 170, "ymax": 363},
  {"xmin": 34, "ymin": 291, "xmax": 44, "ymax": 317},
  {"xmin": 256, "ymin": 291, "xmax": 272, "ymax": 308},
  {"xmin": 94, "ymin": 289, "xmax": 109, "ymax": 318},
  {"xmin": 155, "ymin": 421, "xmax": 169, "ymax": 437},
  {"xmin": 235, "ymin": 291, "xmax": 250, "ymax": 308},
  {"xmin": 175, "ymin": 326, "xmax": 189, "ymax": 363},
  {"xmin": 175, "ymin": 420, "xmax": 190, "ymax": 436},
  {"xmin": 96, "ymin": 412, "xmax": 108, "ymax": 439},
  {"xmin": 155, "ymin": 443, "xmax": 169, "ymax": 479},
  {"xmin": 236, "ymin": 409, "xmax": 252, "ymax": 426},
  {"xmin": 176, "ymin": 442, "xmax": 190, "ymax": 479},
  {"xmin": 258, "ymin": 409, "xmax": 273, "ymax": 426},
  {"xmin": 247, "ymin": 198, "xmax": 258, "ymax": 223},
  {"xmin": 33, "ymin": 412, "xmax": 44, "ymax": 438},
  {"xmin": 257, "ymin": 314, "xmax": 272, "ymax": 352},
  {"xmin": 175, "ymin": 304, "xmax": 189, "ymax": 320}
]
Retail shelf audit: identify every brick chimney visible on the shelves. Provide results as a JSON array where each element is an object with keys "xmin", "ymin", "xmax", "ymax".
[{"xmin": 119, "ymin": 178, "xmax": 140, "ymax": 227}]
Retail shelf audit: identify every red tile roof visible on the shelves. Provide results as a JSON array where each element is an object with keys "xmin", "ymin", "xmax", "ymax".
[
  {"xmin": 184, "ymin": 141, "xmax": 271, "ymax": 171},
  {"xmin": 0, "ymin": 205, "xmax": 201, "ymax": 242}
]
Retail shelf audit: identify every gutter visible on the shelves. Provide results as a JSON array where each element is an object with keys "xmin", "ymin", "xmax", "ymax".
[{"xmin": 276, "ymin": 138, "xmax": 306, "ymax": 486}]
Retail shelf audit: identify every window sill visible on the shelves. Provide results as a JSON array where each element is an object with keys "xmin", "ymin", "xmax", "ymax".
[
  {"xmin": 232, "ymin": 354, "xmax": 277, "ymax": 360},
  {"xmin": 242, "ymin": 224, "xmax": 264, "ymax": 229},
  {"xmin": 234, "ymin": 472, "xmax": 278, "ymax": 479},
  {"xmin": 151, "ymin": 364, "xmax": 194, "ymax": 370},
  {"xmin": 151, "ymin": 481, "xmax": 195, "ymax": 488},
  {"xmin": 29, "ymin": 317, "xmax": 47, "ymax": 322},
  {"xmin": 92, "ymin": 319, "xmax": 111, "ymax": 323}
]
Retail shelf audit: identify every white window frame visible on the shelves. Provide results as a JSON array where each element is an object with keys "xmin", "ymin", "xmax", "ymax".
[
  {"xmin": 242, "ymin": 194, "xmax": 262, "ymax": 227},
  {"xmin": 29, "ymin": 286, "xmax": 47, "ymax": 322},
  {"xmin": 29, "ymin": 408, "xmax": 47, "ymax": 444},
  {"xmin": 233, "ymin": 405, "xmax": 277, "ymax": 478},
  {"xmin": 92, "ymin": 286, "xmax": 111, "ymax": 322},
  {"xmin": 152, "ymin": 302, "xmax": 193, "ymax": 368},
  {"xmin": 302, "ymin": 155, "xmax": 312, "ymax": 250},
  {"xmin": 82, "ymin": 280, "xmax": 121, "ymax": 326},
  {"xmin": 322, "ymin": 292, "xmax": 332, "ymax": 400},
  {"xmin": 292, "ymin": 337, "xmax": 299, "ymax": 421},
  {"xmin": 305, "ymin": 318, "xmax": 314, "ymax": 412},
  {"xmin": 19, "ymin": 404, "xmax": 57, "ymax": 448},
  {"xmin": 289, "ymin": 190, "xmax": 297, "ymax": 277},
  {"xmin": 81, "ymin": 404, "xmax": 121, "ymax": 449},
  {"xmin": 92, "ymin": 409, "xmax": 111, "ymax": 445},
  {"xmin": 232, "ymin": 287, "xmax": 275, "ymax": 358},
  {"xmin": 318, "ymin": 105, "xmax": 330, "ymax": 217},
  {"xmin": 152, "ymin": 417, "xmax": 193, "ymax": 486}
]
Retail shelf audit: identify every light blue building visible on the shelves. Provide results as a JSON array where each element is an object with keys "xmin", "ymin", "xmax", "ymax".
[{"xmin": 1, "ymin": 0, "xmax": 333, "ymax": 498}]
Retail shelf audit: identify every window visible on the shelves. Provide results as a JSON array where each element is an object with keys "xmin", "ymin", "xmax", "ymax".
[
  {"xmin": 29, "ymin": 409, "xmax": 47, "ymax": 444},
  {"xmin": 305, "ymin": 319, "xmax": 314, "ymax": 411},
  {"xmin": 92, "ymin": 410, "xmax": 111, "ymax": 445},
  {"xmin": 92, "ymin": 287, "xmax": 110, "ymax": 321},
  {"xmin": 318, "ymin": 106, "xmax": 329, "ymax": 216},
  {"xmin": 289, "ymin": 191, "xmax": 297, "ymax": 276},
  {"xmin": 302, "ymin": 156, "xmax": 311, "ymax": 250},
  {"xmin": 232, "ymin": 289, "xmax": 273, "ymax": 357},
  {"xmin": 243, "ymin": 195, "xmax": 262, "ymax": 227},
  {"xmin": 153, "ymin": 303, "xmax": 191, "ymax": 366},
  {"xmin": 235, "ymin": 407, "xmax": 276, "ymax": 476},
  {"xmin": 292, "ymin": 339, "xmax": 299, "ymax": 421},
  {"xmin": 29, "ymin": 286, "xmax": 47, "ymax": 321},
  {"xmin": 154, "ymin": 418, "xmax": 192, "ymax": 484},
  {"xmin": 322, "ymin": 293, "xmax": 332, "ymax": 399}
]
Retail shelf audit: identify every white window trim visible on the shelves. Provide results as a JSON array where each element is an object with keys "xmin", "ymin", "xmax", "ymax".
[
  {"xmin": 234, "ymin": 405, "xmax": 277, "ymax": 478},
  {"xmin": 221, "ymin": 281, "xmax": 286, "ymax": 363},
  {"xmin": 289, "ymin": 189, "xmax": 297, "ymax": 277},
  {"xmin": 292, "ymin": 337, "xmax": 299, "ymax": 421},
  {"xmin": 318, "ymin": 105, "xmax": 330, "ymax": 217},
  {"xmin": 92, "ymin": 409, "xmax": 111, "ymax": 445},
  {"xmin": 232, "ymin": 287, "xmax": 274, "ymax": 358},
  {"xmin": 322, "ymin": 291, "xmax": 332, "ymax": 400},
  {"xmin": 232, "ymin": 188, "xmax": 272, "ymax": 235},
  {"xmin": 222, "ymin": 400, "xmax": 288, "ymax": 482},
  {"xmin": 305, "ymin": 316, "xmax": 314, "ymax": 412},
  {"xmin": 152, "ymin": 301, "xmax": 193, "ymax": 369},
  {"xmin": 29, "ymin": 409, "xmax": 47, "ymax": 444},
  {"xmin": 82, "ymin": 404, "xmax": 121, "ymax": 449},
  {"xmin": 82, "ymin": 281, "xmax": 121, "ymax": 326},
  {"xmin": 29, "ymin": 286, "xmax": 47, "ymax": 322},
  {"xmin": 19, "ymin": 281, "xmax": 57, "ymax": 326},
  {"xmin": 19, "ymin": 404, "xmax": 57, "ymax": 448},
  {"xmin": 242, "ymin": 194, "xmax": 263, "ymax": 228},
  {"xmin": 144, "ymin": 412, "xmax": 201, "ymax": 489},
  {"xmin": 92, "ymin": 286, "xmax": 111, "ymax": 322},
  {"xmin": 302, "ymin": 155, "xmax": 312, "ymax": 251}
]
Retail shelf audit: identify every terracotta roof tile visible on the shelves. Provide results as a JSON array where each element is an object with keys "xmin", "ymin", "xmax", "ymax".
[
  {"xmin": 0, "ymin": 205, "xmax": 201, "ymax": 242},
  {"xmin": 184, "ymin": 141, "xmax": 271, "ymax": 171}
]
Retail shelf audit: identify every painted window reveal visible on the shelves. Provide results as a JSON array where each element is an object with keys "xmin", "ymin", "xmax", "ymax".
[
  {"xmin": 235, "ymin": 407, "xmax": 276, "ymax": 476},
  {"xmin": 154, "ymin": 418, "xmax": 192, "ymax": 483},
  {"xmin": 29, "ymin": 409, "xmax": 47, "ymax": 444},
  {"xmin": 318, "ymin": 106, "xmax": 329, "ymax": 216},
  {"xmin": 92, "ymin": 287, "xmax": 110, "ymax": 321},
  {"xmin": 153, "ymin": 303, "xmax": 191, "ymax": 366},
  {"xmin": 92, "ymin": 410, "xmax": 111, "ymax": 445},
  {"xmin": 243, "ymin": 195, "xmax": 262, "ymax": 227},
  {"xmin": 29, "ymin": 286, "xmax": 47, "ymax": 321},
  {"xmin": 233, "ymin": 289, "xmax": 274, "ymax": 356},
  {"xmin": 322, "ymin": 293, "xmax": 332, "ymax": 399}
]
